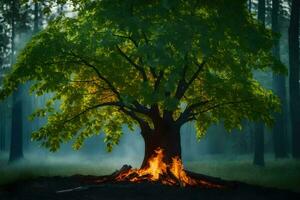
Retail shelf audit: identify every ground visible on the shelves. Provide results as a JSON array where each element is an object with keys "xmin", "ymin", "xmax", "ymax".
[
  {"xmin": 0, "ymin": 175, "xmax": 299, "ymax": 200},
  {"xmin": 0, "ymin": 154, "xmax": 300, "ymax": 199}
]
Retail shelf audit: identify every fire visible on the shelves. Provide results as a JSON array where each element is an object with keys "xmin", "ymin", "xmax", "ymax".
[
  {"xmin": 115, "ymin": 148, "xmax": 221, "ymax": 188},
  {"xmin": 170, "ymin": 156, "xmax": 197, "ymax": 186}
]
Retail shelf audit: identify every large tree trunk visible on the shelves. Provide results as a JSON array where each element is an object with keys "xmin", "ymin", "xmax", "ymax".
[
  {"xmin": 289, "ymin": 0, "xmax": 300, "ymax": 159},
  {"xmin": 272, "ymin": 0, "xmax": 288, "ymax": 159},
  {"xmin": 140, "ymin": 120, "xmax": 181, "ymax": 168}
]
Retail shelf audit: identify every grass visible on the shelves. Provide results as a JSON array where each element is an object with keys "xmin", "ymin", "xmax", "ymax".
[
  {"xmin": 0, "ymin": 162, "xmax": 114, "ymax": 185},
  {"xmin": 0, "ymin": 153, "xmax": 115, "ymax": 186},
  {"xmin": 0, "ymin": 153, "xmax": 299, "ymax": 192},
  {"xmin": 186, "ymin": 156, "xmax": 300, "ymax": 192}
]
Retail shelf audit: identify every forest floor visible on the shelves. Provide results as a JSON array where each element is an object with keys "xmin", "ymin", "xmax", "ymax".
[
  {"xmin": 0, "ymin": 153, "xmax": 300, "ymax": 199},
  {"xmin": 0, "ymin": 173, "xmax": 300, "ymax": 200}
]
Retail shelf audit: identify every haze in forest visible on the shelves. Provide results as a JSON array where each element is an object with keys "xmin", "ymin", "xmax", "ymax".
[{"xmin": 0, "ymin": 0, "xmax": 299, "ymax": 193}]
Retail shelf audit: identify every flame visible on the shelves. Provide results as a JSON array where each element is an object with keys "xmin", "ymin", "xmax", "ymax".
[
  {"xmin": 115, "ymin": 148, "xmax": 221, "ymax": 187},
  {"xmin": 170, "ymin": 156, "xmax": 197, "ymax": 186},
  {"xmin": 115, "ymin": 148, "xmax": 167, "ymax": 182}
]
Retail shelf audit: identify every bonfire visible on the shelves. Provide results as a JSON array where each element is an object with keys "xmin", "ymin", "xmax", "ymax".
[{"xmin": 96, "ymin": 148, "xmax": 223, "ymax": 188}]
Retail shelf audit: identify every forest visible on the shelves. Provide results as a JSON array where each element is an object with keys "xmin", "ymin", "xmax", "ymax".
[{"xmin": 0, "ymin": 0, "xmax": 300, "ymax": 200}]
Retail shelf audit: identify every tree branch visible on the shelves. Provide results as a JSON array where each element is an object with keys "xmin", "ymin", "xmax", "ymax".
[
  {"xmin": 69, "ymin": 51, "xmax": 122, "ymax": 100},
  {"xmin": 154, "ymin": 70, "xmax": 164, "ymax": 91},
  {"xmin": 116, "ymin": 45, "xmax": 148, "ymax": 82},
  {"xmin": 187, "ymin": 61, "xmax": 205, "ymax": 87},
  {"xmin": 68, "ymin": 52, "xmax": 151, "ymax": 118},
  {"xmin": 119, "ymin": 107, "xmax": 151, "ymax": 131},
  {"xmin": 112, "ymin": 33, "xmax": 139, "ymax": 48},
  {"xmin": 174, "ymin": 60, "xmax": 206, "ymax": 101},
  {"xmin": 176, "ymin": 100, "xmax": 210, "ymax": 125},
  {"xmin": 189, "ymin": 99, "xmax": 254, "ymax": 122},
  {"xmin": 177, "ymin": 99, "xmax": 254, "ymax": 125},
  {"xmin": 63, "ymin": 102, "xmax": 123, "ymax": 125},
  {"xmin": 62, "ymin": 101, "xmax": 151, "ymax": 135}
]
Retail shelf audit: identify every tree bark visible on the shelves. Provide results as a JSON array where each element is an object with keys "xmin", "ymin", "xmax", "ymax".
[
  {"xmin": 140, "ymin": 120, "xmax": 181, "ymax": 168},
  {"xmin": 272, "ymin": 0, "xmax": 288, "ymax": 158},
  {"xmin": 289, "ymin": 0, "xmax": 300, "ymax": 159}
]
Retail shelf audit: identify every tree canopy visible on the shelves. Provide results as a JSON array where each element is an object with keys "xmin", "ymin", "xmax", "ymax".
[{"xmin": 0, "ymin": 0, "xmax": 285, "ymax": 151}]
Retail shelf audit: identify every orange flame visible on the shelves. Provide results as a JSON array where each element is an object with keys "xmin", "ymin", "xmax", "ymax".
[
  {"xmin": 115, "ymin": 148, "xmax": 221, "ymax": 187},
  {"xmin": 115, "ymin": 148, "xmax": 167, "ymax": 182}
]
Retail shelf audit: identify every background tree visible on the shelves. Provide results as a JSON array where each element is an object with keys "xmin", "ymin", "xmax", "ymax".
[
  {"xmin": 9, "ymin": 0, "xmax": 23, "ymax": 162},
  {"xmin": 289, "ymin": 0, "xmax": 300, "ymax": 159},
  {"xmin": 0, "ymin": 1, "xmax": 10, "ymax": 152},
  {"xmin": 5, "ymin": 0, "xmax": 31, "ymax": 162},
  {"xmin": 253, "ymin": 0, "xmax": 266, "ymax": 167},
  {"xmin": 0, "ymin": 0, "xmax": 284, "ymax": 167},
  {"xmin": 272, "ymin": 0, "xmax": 288, "ymax": 159}
]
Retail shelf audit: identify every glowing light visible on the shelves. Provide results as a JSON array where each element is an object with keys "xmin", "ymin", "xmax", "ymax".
[{"xmin": 115, "ymin": 148, "xmax": 221, "ymax": 187}]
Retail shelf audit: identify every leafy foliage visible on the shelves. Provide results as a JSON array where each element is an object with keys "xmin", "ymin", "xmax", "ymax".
[{"xmin": 0, "ymin": 0, "xmax": 285, "ymax": 151}]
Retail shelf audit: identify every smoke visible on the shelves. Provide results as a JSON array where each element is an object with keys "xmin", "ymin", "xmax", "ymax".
[{"xmin": 22, "ymin": 127, "xmax": 145, "ymax": 170}]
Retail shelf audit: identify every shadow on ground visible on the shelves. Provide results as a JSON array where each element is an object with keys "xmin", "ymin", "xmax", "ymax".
[{"xmin": 0, "ymin": 174, "xmax": 299, "ymax": 200}]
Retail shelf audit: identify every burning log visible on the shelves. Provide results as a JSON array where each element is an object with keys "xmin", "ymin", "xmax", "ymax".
[{"xmin": 113, "ymin": 165, "xmax": 132, "ymax": 176}]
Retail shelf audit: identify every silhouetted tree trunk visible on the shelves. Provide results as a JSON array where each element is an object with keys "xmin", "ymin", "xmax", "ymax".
[
  {"xmin": 253, "ymin": 0, "xmax": 266, "ymax": 166},
  {"xmin": 253, "ymin": 123, "xmax": 265, "ymax": 166},
  {"xmin": 9, "ymin": 0, "xmax": 23, "ymax": 162},
  {"xmin": 0, "ymin": 68, "xmax": 5, "ymax": 151},
  {"xmin": 9, "ymin": 88, "xmax": 24, "ymax": 162},
  {"xmin": 140, "ymin": 114, "xmax": 182, "ymax": 168},
  {"xmin": 141, "ymin": 126, "xmax": 181, "ymax": 168},
  {"xmin": 272, "ymin": 0, "xmax": 288, "ymax": 158},
  {"xmin": 289, "ymin": 0, "xmax": 300, "ymax": 159},
  {"xmin": 0, "ymin": 103, "xmax": 5, "ymax": 151}
]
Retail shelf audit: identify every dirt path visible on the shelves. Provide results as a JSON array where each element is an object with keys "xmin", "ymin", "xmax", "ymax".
[{"xmin": 0, "ymin": 175, "xmax": 299, "ymax": 200}]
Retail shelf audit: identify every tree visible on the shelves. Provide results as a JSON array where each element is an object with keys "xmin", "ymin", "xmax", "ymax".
[
  {"xmin": 272, "ymin": 0, "xmax": 288, "ymax": 158},
  {"xmin": 0, "ymin": 2, "xmax": 9, "ymax": 151},
  {"xmin": 0, "ymin": 2, "xmax": 10, "ymax": 68},
  {"xmin": 289, "ymin": 0, "xmax": 300, "ymax": 159},
  {"xmin": 0, "ymin": 0, "xmax": 284, "ymax": 167},
  {"xmin": 253, "ymin": 0, "xmax": 266, "ymax": 167},
  {"xmin": 9, "ymin": 0, "xmax": 24, "ymax": 162},
  {"xmin": 0, "ymin": 68, "xmax": 7, "ymax": 152}
]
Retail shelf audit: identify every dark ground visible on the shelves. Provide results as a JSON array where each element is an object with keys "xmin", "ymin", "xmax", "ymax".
[{"xmin": 0, "ymin": 174, "xmax": 299, "ymax": 200}]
